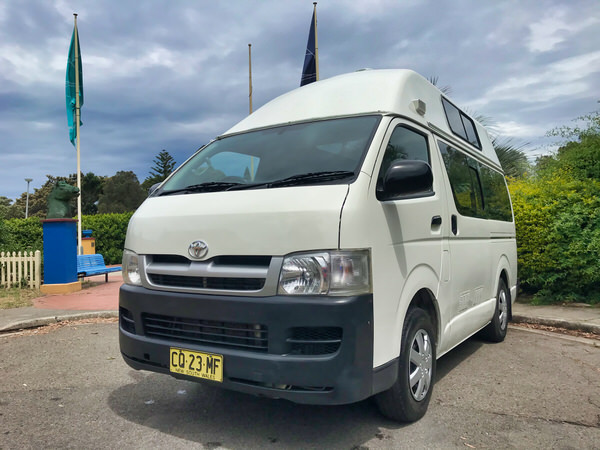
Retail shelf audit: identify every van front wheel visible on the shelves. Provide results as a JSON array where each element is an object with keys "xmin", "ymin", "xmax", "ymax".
[{"xmin": 375, "ymin": 307, "xmax": 436, "ymax": 422}]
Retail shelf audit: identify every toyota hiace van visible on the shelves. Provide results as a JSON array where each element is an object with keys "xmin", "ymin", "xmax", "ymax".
[{"xmin": 119, "ymin": 69, "xmax": 517, "ymax": 422}]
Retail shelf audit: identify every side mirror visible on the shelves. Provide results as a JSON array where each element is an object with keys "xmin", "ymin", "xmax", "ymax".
[{"xmin": 377, "ymin": 160, "xmax": 434, "ymax": 201}]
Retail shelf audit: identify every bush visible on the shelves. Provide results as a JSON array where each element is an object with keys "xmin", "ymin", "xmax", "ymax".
[
  {"xmin": 0, "ymin": 217, "xmax": 43, "ymax": 253},
  {"xmin": 509, "ymin": 171, "xmax": 600, "ymax": 304},
  {"xmin": 0, "ymin": 213, "xmax": 132, "ymax": 265},
  {"xmin": 82, "ymin": 212, "xmax": 133, "ymax": 264}
]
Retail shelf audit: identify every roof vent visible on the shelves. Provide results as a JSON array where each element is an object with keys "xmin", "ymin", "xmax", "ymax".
[{"xmin": 411, "ymin": 99, "xmax": 426, "ymax": 116}]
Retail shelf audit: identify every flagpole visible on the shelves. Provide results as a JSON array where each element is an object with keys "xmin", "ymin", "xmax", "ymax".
[
  {"xmin": 74, "ymin": 13, "xmax": 83, "ymax": 255},
  {"xmin": 248, "ymin": 44, "xmax": 253, "ymax": 115},
  {"xmin": 248, "ymin": 43, "xmax": 255, "ymax": 179},
  {"xmin": 313, "ymin": 2, "xmax": 319, "ymax": 81}
]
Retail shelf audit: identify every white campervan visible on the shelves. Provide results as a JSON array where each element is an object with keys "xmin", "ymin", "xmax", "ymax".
[{"xmin": 119, "ymin": 69, "xmax": 517, "ymax": 422}]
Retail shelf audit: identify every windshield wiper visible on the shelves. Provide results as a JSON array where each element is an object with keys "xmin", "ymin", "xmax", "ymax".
[
  {"xmin": 227, "ymin": 171, "xmax": 356, "ymax": 191},
  {"xmin": 271, "ymin": 170, "xmax": 355, "ymax": 186},
  {"xmin": 159, "ymin": 182, "xmax": 242, "ymax": 196},
  {"xmin": 160, "ymin": 171, "xmax": 355, "ymax": 195}
]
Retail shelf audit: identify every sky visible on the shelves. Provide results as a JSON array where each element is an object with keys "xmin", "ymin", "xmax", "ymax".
[{"xmin": 1, "ymin": 0, "xmax": 599, "ymax": 202}]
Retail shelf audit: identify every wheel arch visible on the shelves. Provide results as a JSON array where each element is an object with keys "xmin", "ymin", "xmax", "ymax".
[{"xmin": 408, "ymin": 288, "xmax": 440, "ymax": 345}]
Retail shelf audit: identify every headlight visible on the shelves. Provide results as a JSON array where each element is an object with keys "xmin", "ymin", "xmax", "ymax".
[
  {"xmin": 122, "ymin": 249, "xmax": 142, "ymax": 286},
  {"xmin": 278, "ymin": 250, "xmax": 370, "ymax": 296}
]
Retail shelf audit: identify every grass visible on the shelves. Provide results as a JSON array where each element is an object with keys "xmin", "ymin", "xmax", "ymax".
[{"xmin": 0, "ymin": 287, "xmax": 41, "ymax": 309}]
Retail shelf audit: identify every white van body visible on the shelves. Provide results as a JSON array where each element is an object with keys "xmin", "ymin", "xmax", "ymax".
[{"xmin": 119, "ymin": 69, "xmax": 517, "ymax": 422}]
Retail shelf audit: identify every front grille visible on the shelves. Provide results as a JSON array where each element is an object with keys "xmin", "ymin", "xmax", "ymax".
[
  {"xmin": 287, "ymin": 327, "xmax": 343, "ymax": 355},
  {"xmin": 148, "ymin": 274, "xmax": 265, "ymax": 291},
  {"xmin": 143, "ymin": 313, "xmax": 268, "ymax": 352},
  {"xmin": 144, "ymin": 254, "xmax": 272, "ymax": 293}
]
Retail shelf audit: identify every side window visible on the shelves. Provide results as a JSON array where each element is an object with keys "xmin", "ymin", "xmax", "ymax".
[
  {"xmin": 439, "ymin": 142, "xmax": 480, "ymax": 217},
  {"xmin": 468, "ymin": 164, "xmax": 484, "ymax": 213},
  {"xmin": 378, "ymin": 125, "xmax": 429, "ymax": 183},
  {"xmin": 441, "ymin": 98, "xmax": 481, "ymax": 149},
  {"xmin": 439, "ymin": 141, "xmax": 513, "ymax": 221},
  {"xmin": 479, "ymin": 166, "xmax": 513, "ymax": 221}
]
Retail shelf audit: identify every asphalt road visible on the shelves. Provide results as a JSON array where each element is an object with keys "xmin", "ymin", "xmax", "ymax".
[{"xmin": 1, "ymin": 321, "xmax": 599, "ymax": 449}]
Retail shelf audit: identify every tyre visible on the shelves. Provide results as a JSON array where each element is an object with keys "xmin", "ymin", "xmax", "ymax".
[
  {"xmin": 375, "ymin": 307, "xmax": 436, "ymax": 423},
  {"xmin": 480, "ymin": 279, "xmax": 509, "ymax": 342}
]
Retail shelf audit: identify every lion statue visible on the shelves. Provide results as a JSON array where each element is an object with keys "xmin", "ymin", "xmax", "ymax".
[{"xmin": 47, "ymin": 181, "xmax": 80, "ymax": 219}]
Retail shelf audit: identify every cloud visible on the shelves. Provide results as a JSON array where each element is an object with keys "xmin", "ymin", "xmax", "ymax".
[
  {"xmin": 488, "ymin": 121, "xmax": 546, "ymax": 139},
  {"xmin": 472, "ymin": 51, "xmax": 600, "ymax": 106},
  {"xmin": 527, "ymin": 8, "xmax": 599, "ymax": 53}
]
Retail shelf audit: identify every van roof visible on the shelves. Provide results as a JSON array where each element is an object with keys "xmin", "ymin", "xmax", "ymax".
[{"xmin": 224, "ymin": 69, "xmax": 501, "ymax": 168}]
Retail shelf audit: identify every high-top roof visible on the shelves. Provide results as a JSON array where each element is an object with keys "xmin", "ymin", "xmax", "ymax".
[{"xmin": 224, "ymin": 69, "xmax": 500, "ymax": 167}]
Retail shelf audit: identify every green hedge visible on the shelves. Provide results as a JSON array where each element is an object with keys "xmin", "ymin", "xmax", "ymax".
[
  {"xmin": 0, "ymin": 212, "xmax": 132, "ymax": 265},
  {"xmin": 0, "ymin": 217, "xmax": 43, "ymax": 253},
  {"xmin": 81, "ymin": 213, "xmax": 133, "ymax": 264},
  {"xmin": 509, "ymin": 171, "xmax": 600, "ymax": 304}
]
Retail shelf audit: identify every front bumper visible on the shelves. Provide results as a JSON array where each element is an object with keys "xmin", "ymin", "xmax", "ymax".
[{"xmin": 119, "ymin": 284, "xmax": 396, "ymax": 405}]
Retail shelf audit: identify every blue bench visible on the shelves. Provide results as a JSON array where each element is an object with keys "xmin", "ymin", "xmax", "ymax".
[{"xmin": 77, "ymin": 254, "xmax": 122, "ymax": 282}]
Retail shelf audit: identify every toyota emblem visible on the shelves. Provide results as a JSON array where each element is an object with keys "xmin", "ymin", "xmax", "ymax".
[{"xmin": 188, "ymin": 240, "xmax": 209, "ymax": 259}]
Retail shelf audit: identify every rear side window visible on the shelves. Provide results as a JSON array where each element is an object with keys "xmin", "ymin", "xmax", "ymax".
[
  {"xmin": 441, "ymin": 98, "xmax": 481, "ymax": 149},
  {"xmin": 377, "ymin": 125, "xmax": 429, "ymax": 183},
  {"xmin": 438, "ymin": 141, "xmax": 512, "ymax": 222},
  {"xmin": 479, "ymin": 166, "xmax": 513, "ymax": 221}
]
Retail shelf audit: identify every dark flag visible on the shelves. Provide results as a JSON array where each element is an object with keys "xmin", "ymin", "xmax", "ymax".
[{"xmin": 300, "ymin": 8, "xmax": 317, "ymax": 86}]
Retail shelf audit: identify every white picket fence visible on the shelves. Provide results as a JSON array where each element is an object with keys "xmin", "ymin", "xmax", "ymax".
[{"xmin": 0, "ymin": 251, "xmax": 42, "ymax": 289}]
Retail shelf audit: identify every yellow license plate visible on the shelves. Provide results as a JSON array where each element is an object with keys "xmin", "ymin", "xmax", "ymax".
[{"xmin": 169, "ymin": 347, "xmax": 223, "ymax": 382}]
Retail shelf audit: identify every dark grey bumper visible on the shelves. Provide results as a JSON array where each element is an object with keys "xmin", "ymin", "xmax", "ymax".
[{"xmin": 119, "ymin": 284, "xmax": 397, "ymax": 405}]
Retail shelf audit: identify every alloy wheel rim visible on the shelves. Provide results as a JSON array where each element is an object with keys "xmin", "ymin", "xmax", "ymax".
[
  {"xmin": 409, "ymin": 329, "xmax": 432, "ymax": 401},
  {"xmin": 498, "ymin": 289, "xmax": 508, "ymax": 331}
]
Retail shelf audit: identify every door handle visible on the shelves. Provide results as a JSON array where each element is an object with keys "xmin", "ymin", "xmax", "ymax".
[
  {"xmin": 431, "ymin": 215, "xmax": 442, "ymax": 227},
  {"xmin": 451, "ymin": 214, "xmax": 458, "ymax": 235}
]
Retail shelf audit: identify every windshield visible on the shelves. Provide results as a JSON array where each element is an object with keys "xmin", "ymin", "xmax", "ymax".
[{"xmin": 158, "ymin": 115, "xmax": 381, "ymax": 195}]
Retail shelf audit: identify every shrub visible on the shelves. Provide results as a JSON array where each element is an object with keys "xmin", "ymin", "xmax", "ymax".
[
  {"xmin": 0, "ymin": 217, "xmax": 43, "ymax": 253},
  {"xmin": 0, "ymin": 213, "xmax": 132, "ymax": 266},
  {"xmin": 82, "ymin": 212, "xmax": 133, "ymax": 264},
  {"xmin": 509, "ymin": 171, "xmax": 600, "ymax": 304}
]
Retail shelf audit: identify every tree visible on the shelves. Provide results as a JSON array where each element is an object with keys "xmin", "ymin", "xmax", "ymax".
[
  {"xmin": 540, "ymin": 111, "xmax": 600, "ymax": 181},
  {"xmin": 7, "ymin": 175, "xmax": 76, "ymax": 219},
  {"xmin": 6, "ymin": 172, "xmax": 106, "ymax": 219},
  {"xmin": 142, "ymin": 150, "xmax": 176, "ymax": 192},
  {"xmin": 492, "ymin": 138, "xmax": 530, "ymax": 178},
  {"xmin": 0, "ymin": 196, "xmax": 12, "ymax": 220},
  {"xmin": 81, "ymin": 172, "xmax": 106, "ymax": 215},
  {"xmin": 98, "ymin": 171, "xmax": 146, "ymax": 213}
]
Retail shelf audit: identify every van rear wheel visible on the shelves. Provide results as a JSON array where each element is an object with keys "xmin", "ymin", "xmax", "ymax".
[
  {"xmin": 480, "ymin": 279, "xmax": 509, "ymax": 342},
  {"xmin": 375, "ymin": 307, "xmax": 436, "ymax": 423}
]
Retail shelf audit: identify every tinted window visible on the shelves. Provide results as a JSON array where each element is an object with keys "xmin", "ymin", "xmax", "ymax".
[
  {"xmin": 378, "ymin": 125, "xmax": 429, "ymax": 183},
  {"xmin": 439, "ymin": 142, "xmax": 479, "ymax": 216},
  {"xmin": 461, "ymin": 115, "xmax": 480, "ymax": 147},
  {"xmin": 479, "ymin": 166, "xmax": 513, "ymax": 221},
  {"xmin": 438, "ymin": 141, "xmax": 512, "ymax": 222},
  {"xmin": 441, "ymin": 98, "xmax": 481, "ymax": 149},
  {"xmin": 441, "ymin": 98, "xmax": 467, "ymax": 140}
]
